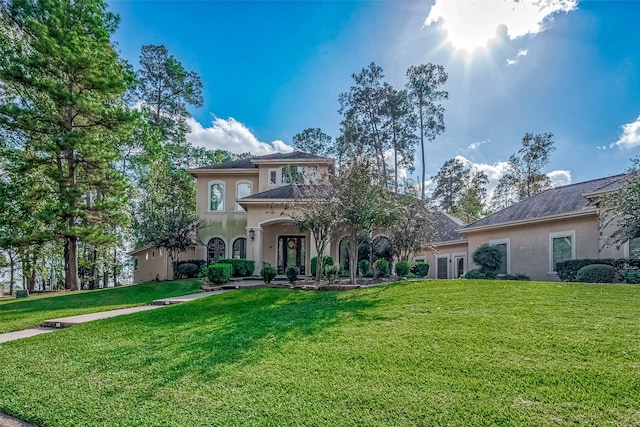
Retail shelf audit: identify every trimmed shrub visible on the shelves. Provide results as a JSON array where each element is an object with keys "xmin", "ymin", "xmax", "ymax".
[
  {"xmin": 472, "ymin": 245, "xmax": 502, "ymax": 278},
  {"xmin": 462, "ymin": 269, "xmax": 488, "ymax": 280},
  {"xmin": 176, "ymin": 263, "xmax": 199, "ymax": 279},
  {"xmin": 311, "ymin": 256, "xmax": 334, "ymax": 278},
  {"xmin": 358, "ymin": 260, "xmax": 374, "ymax": 277},
  {"xmin": 556, "ymin": 259, "xmax": 615, "ymax": 282},
  {"xmin": 286, "ymin": 266, "xmax": 299, "ymax": 284},
  {"xmin": 260, "ymin": 264, "xmax": 277, "ymax": 284},
  {"xmin": 412, "ymin": 261, "xmax": 430, "ymax": 278},
  {"xmin": 207, "ymin": 263, "xmax": 232, "ymax": 284},
  {"xmin": 496, "ymin": 273, "xmax": 531, "ymax": 281},
  {"xmin": 218, "ymin": 258, "xmax": 255, "ymax": 277},
  {"xmin": 176, "ymin": 259, "xmax": 207, "ymax": 270},
  {"xmin": 624, "ymin": 270, "xmax": 640, "ymax": 284},
  {"xmin": 575, "ymin": 264, "xmax": 615, "ymax": 283},
  {"xmin": 324, "ymin": 264, "xmax": 341, "ymax": 283},
  {"xmin": 375, "ymin": 259, "xmax": 391, "ymax": 278},
  {"xmin": 395, "ymin": 261, "xmax": 411, "ymax": 277}
]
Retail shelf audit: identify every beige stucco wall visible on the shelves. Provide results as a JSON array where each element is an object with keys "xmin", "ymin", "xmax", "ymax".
[
  {"xmin": 131, "ymin": 246, "xmax": 196, "ymax": 283},
  {"xmin": 465, "ymin": 214, "xmax": 625, "ymax": 281},
  {"xmin": 420, "ymin": 242, "xmax": 469, "ymax": 279}
]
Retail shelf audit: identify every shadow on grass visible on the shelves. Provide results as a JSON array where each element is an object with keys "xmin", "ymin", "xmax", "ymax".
[
  {"xmin": 0, "ymin": 280, "xmax": 203, "ymax": 333},
  {"xmin": 87, "ymin": 287, "xmax": 386, "ymax": 396}
]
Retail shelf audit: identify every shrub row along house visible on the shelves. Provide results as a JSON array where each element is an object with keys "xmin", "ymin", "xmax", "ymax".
[{"xmin": 130, "ymin": 152, "xmax": 638, "ymax": 282}]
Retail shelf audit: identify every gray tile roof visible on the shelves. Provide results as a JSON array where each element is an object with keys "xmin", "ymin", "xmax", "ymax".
[
  {"xmin": 241, "ymin": 184, "xmax": 331, "ymax": 201},
  {"xmin": 190, "ymin": 151, "xmax": 330, "ymax": 171},
  {"xmin": 433, "ymin": 211, "xmax": 468, "ymax": 243},
  {"xmin": 463, "ymin": 174, "xmax": 627, "ymax": 230}
]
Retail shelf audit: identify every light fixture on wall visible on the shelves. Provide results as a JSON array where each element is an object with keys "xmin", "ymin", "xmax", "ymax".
[{"xmin": 249, "ymin": 228, "xmax": 255, "ymax": 241}]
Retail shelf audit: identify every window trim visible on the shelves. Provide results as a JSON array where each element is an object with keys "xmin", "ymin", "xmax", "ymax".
[
  {"xmin": 268, "ymin": 168, "xmax": 278, "ymax": 186},
  {"xmin": 235, "ymin": 181, "xmax": 252, "ymax": 212},
  {"xmin": 208, "ymin": 180, "xmax": 225, "ymax": 212},
  {"xmin": 624, "ymin": 237, "xmax": 640, "ymax": 259},
  {"xmin": 548, "ymin": 230, "xmax": 576, "ymax": 274},
  {"xmin": 436, "ymin": 255, "xmax": 449, "ymax": 279},
  {"xmin": 489, "ymin": 238, "xmax": 510, "ymax": 275}
]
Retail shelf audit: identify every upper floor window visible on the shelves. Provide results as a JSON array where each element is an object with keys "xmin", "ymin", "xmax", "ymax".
[
  {"xmin": 281, "ymin": 166, "xmax": 304, "ymax": 184},
  {"xmin": 209, "ymin": 181, "xmax": 225, "ymax": 212},
  {"xmin": 269, "ymin": 169, "xmax": 278, "ymax": 185},
  {"xmin": 236, "ymin": 182, "xmax": 252, "ymax": 211},
  {"xmin": 549, "ymin": 231, "xmax": 575, "ymax": 273}
]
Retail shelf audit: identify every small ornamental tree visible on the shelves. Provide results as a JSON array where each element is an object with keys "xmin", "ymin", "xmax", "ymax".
[{"xmin": 472, "ymin": 245, "xmax": 502, "ymax": 278}]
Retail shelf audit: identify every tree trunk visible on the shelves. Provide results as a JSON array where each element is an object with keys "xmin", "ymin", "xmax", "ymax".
[
  {"xmin": 8, "ymin": 250, "xmax": 16, "ymax": 296},
  {"xmin": 112, "ymin": 246, "xmax": 118, "ymax": 286},
  {"xmin": 349, "ymin": 230, "xmax": 358, "ymax": 285},
  {"xmin": 65, "ymin": 236, "xmax": 80, "ymax": 290}
]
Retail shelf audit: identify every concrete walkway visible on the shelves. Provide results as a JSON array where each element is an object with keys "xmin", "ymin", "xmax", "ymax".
[
  {"xmin": 0, "ymin": 289, "xmax": 235, "ymax": 344},
  {"xmin": 0, "ymin": 288, "xmax": 241, "ymax": 426}
]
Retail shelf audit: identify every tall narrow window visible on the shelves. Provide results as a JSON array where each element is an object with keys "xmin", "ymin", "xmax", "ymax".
[
  {"xmin": 549, "ymin": 231, "xmax": 575, "ymax": 273},
  {"xmin": 236, "ymin": 182, "xmax": 252, "ymax": 211},
  {"xmin": 629, "ymin": 237, "xmax": 640, "ymax": 259},
  {"xmin": 233, "ymin": 238, "xmax": 247, "ymax": 259},
  {"xmin": 437, "ymin": 257, "xmax": 448, "ymax": 279},
  {"xmin": 209, "ymin": 182, "xmax": 224, "ymax": 212},
  {"xmin": 489, "ymin": 238, "xmax": 510, "ymax": 275},
  {"xmin": 207, "ymin": 238, "xmax": 226, "ymax": 263},
  {"xmin": 269, "ymin": 169, "xmax": 277, "ymax": 185}
]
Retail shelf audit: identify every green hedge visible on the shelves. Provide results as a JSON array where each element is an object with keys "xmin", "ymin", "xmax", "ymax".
[
  {"xmin": 358, "ymin": 260, "xmax": 374, "ymax": 277},
  {"xmin": 176, "ymin": 263, "xmax": 199, "ymax": 279},
  {"xmin": 412, "ymin": 261, "xmax": 430, "ymax": 278},
  {"xmin": 207, "ymin": 263, "xmax": 232, "ymax": 284},
  {"xmin": 556, "ymin": 258, "xmax": 640, "ymax": 282},
  {"xmin": 375, "ymin": 259, "xmax": 390, "ymax": 278},
  {"xmin": 260, "ymin": 264, "xmax": 277, "ymax": 284},
  {"xmin": 575, "ymin": 264, "xmax": 615, "ymax": 283},
  {"xmin": 311, "ymin": 256, "xmax": 334, "ymax": 277},
  {"xmin": 395, "ymin": 261, "xmax": 411, "ymax": 277},
  {"xmin": 217, "ymin": 258, "xmax": 255, "ymax": 277}
]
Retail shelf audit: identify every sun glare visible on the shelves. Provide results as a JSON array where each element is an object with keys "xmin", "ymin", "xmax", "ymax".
[{"xmin": 426, "ymin": 1, "xmax": 504, "ymax": 52}]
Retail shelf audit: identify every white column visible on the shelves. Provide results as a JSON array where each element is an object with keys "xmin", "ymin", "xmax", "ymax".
[{"xmin": 248, "ymin": 226, "xmax": 263, "ymax": 275}]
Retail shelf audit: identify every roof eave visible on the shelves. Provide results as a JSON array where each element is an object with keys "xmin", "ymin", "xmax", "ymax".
[
  {"xmin": 460, "ymin": 208, "xmax": 599, "ymax": 234},
  {"xmin": 188, "ymin": 168, "xmax": 258, "ymax": 177}
]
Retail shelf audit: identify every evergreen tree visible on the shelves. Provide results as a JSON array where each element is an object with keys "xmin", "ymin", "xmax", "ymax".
[
  {"xmin": 0, "ymin": 0, "xmax": 137, "ymax": 290},
  {"xmin": 292, "ymin": 128, "xmax": 335, "ymax": 158},
  {"xmin": 406, "ymin": 64, "xmax": 448, "ymax": 199}
]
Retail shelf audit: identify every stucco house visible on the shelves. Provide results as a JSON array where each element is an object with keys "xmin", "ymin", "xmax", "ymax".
[
  {"xmin": 131, "ymin": 153, "xmax": 637, "ymax": 283},
  {"xmin": 423, "ymin": 174, "xmax": 638, "ymax": 282}
]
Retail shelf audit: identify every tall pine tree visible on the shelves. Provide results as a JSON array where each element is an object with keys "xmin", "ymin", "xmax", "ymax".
[{"xmin": 0, "ymin": 0, "xmax": 137, "ymax": 290}]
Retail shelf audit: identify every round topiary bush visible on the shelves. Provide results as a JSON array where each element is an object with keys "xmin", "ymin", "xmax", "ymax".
[
  {"xmin": 412, "ymin": 261, "xmax": 430, "ymax": 277},
  {"xmin": 260, "ymin": 265, "xmax": 277, "ymax": 284},
  {"xmin": 575, "ymin": 264, "xmax": 615, "ymax": 283},
  {"xmin": 286, "ymin": 266, "xmax": 299, "ymax": 284},
  {"xmin": 375, "ymin": 259, "xmax": 391, "ymax": 278},
  {"xmin": 395, "ymin": 261, "xmax": 411, "ymax": 277},
  {"xmin": 358, "ymin": 259, "xmax": 373, "ymax": 277},
  {"xmin": 624, "ymin": 270, "xmax": 640, "ymax": 284},
  {"xmin": 207, "ymin": 263, "xmax": 232, "ymax": 284},
  {"xmin": 176, "ymin": 262, "xmax": 199, "ymax": 279}
]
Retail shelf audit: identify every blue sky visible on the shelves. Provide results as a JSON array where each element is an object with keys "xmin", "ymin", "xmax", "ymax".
[{"xmin": 108, "ymin": 0, "xmax": 640, "ymax": 189}]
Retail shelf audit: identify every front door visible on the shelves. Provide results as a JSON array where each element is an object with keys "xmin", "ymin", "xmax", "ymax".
[{"xmin": 278, "ymin": 236, "xmax": 306, "ymax": 275}]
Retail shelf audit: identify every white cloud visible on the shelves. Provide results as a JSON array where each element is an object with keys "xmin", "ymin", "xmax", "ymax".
[
  {"xmin": 186, "ymin": 116, "xmax": 294, "ymax": 155},
  {"xmin": 610, "ymin": 115, "xmax": 640, "ymax": 149},
  {"xmin": 506, "ymin": 58, "xmax": 518, "ymax": 65},
  {"xmin": 547, "ymin": 169, "xmax": 572, "ymax": 187},
  {"xmin": 468, "ymin": 139, "xmax": 490, "ymax": 150},
  {"xmin": 425, "ymin": 0, "xmax": 578, "ymax": 51},
  {"xmin": 517, "ymin": 49, "xmax": 529, "ymax": 57}
]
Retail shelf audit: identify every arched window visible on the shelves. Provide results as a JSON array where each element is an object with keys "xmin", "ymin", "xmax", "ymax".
[
  {"xmin": 209, "ymin": 181, "xmax": 225, "ymax": 212},
  {"xmin": 236, "ymin": 182, "xmax": 252, "ymax": 211},
  {"xmin": 372, "ymin": 236, "xmax": 393, "ymax": 264},
  {"xmin": 233, "ymin": 237, "xmax": 247, "ymax": 259},
  {"xmin": 207, "ymin": 238, "xmax": 226, "ymax": 263}
]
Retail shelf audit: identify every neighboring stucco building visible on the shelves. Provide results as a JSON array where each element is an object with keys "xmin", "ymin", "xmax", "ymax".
[
  {"xmin": 455, "ymin": 174, "xmax": 638, "ymax": 281},
  {"xmin": 420, "ymin": 212, "xmax": 469, "ymax": 280},
  {"xmin": 129, "ymin": 244, "xmax": 196, "ymax": 283}
]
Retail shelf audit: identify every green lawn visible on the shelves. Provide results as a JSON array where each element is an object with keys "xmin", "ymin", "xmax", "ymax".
[
  {"xmin": 0, "ymin": 279, "xmax": 203, "ymax": 333},
  {"xmin": 0, "ymin": 280, "xmax": 639, "ymax": 426}
]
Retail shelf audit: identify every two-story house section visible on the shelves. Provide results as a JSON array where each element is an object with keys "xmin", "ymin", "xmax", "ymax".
[{"xmin": 188, "ymin": 151, "xmax": 334, "ymax": 276}]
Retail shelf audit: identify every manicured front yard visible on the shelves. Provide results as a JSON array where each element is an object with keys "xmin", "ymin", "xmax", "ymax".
[
  {"xmin": 0, "ymin": 279, "xmax": 639, "ymax": 426},
  {"xmin": 0, "ymin": 279, "xmax": 203, "ymax": 333}
]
